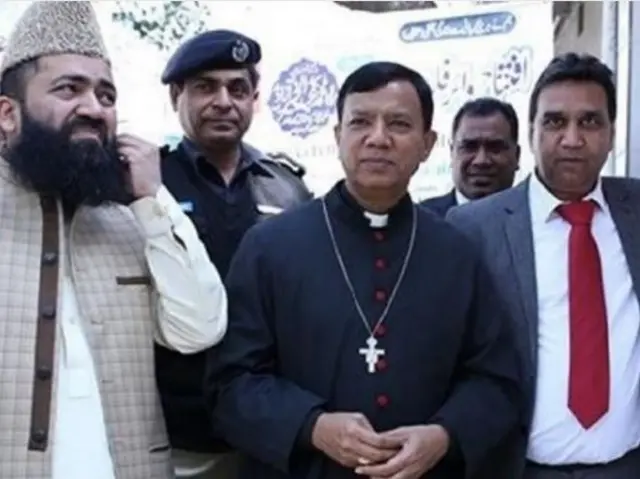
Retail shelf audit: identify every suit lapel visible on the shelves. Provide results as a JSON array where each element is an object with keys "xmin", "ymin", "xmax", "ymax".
[
  {"xmin": 437, "ymin": 190, "xmax": 458, "ymax": 217},
  {"xmin": 502, "ymin": 180, "xmax": 539, "ymax": 366},
  {"xmin": 446, "ymin": 190, "xmax": 457, "ymax": 207},
  {"xmin": 604, "ymin": 179, "xmax": 640, "ymax": 299}
]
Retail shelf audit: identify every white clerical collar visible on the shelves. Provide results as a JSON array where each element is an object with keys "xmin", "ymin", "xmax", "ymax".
[{"xmin": 363, "ymin": 211, "xmax": 389, "ymax": 228}]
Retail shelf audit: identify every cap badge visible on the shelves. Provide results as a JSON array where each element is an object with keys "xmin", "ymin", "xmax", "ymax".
[{"xmin": 231, "ymin": 39, "xmax": 250, "ymax": 63}]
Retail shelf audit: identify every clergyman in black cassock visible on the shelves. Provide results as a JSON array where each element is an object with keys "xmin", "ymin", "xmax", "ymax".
[{"xmin": 206, "ymin": 62, "xmax": 522, "ymax": 479}]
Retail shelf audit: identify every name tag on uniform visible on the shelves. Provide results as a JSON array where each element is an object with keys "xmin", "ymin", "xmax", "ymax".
[
  {"xmin": 179, "ymin": 201, "xmax": 194, "ymax": 213},
  {"xmin": 257, "ymin": 204, "xmax": 284, "ymax": 215}
]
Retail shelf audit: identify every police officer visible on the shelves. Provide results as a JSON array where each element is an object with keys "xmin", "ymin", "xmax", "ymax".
[{"xmin": 156, "ymin": 30, "xmax": 312, "ymax": 478}]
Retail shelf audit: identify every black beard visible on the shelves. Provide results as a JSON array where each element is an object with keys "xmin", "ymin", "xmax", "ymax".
[{"xmin": 3, "ymin": 111, "xmax": 131, "ymax": 209}]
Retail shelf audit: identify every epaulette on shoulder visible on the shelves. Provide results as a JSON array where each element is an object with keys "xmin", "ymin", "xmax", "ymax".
[
  {"xmin": 263, "ymin": 151, "xmax": 306, "ymax": 178},
  {"xmin": 159, "ymin": 144, "xmax": 174, "ymax": 158}
]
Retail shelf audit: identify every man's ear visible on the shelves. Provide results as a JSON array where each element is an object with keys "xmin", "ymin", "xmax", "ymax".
[
  {"xmin": 421, "ymin": 129, "xmax": 438, "ymax": 164},
  {"xmin": 0, "ymin": 96, "xmax": 20, "ymax": 138},
  {"xmin": 333, "ymin": 123, "xmax": 341, "ymax": 147},
  {"xmin": 169, "ymin": 84, "xmax": 181, "ymax": 112},
  {"xmin": 609, "ymin": 125, "xmax": 615, "ymax": 154}
]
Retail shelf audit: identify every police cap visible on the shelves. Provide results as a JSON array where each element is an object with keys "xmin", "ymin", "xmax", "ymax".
[{"xmin": 161, "ymin": 29, "xmax": 261, "ymax": 85}]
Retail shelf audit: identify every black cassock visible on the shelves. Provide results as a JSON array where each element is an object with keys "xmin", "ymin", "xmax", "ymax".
[{"xmin": 206, "ymin": 182, "xmax": 522, "ymax": 479}]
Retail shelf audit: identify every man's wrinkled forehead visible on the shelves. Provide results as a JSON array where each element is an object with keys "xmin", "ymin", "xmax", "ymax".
[
  {"xmin": 343, "ymin": 82, "xmax": 421, "ymax": 118},
  {"xmin": 535, "ymin": 81, "xmax": 609, "ymax": 120},
  {"xmin": 457, "ymin": 114, "xmax": 512, "ymax": 140},
  {"xmin": 32, "ymin": 54, "xmax": 115, "ymax": 91},
  {"xmin": 190, "ymin": 68, "xmax": 252, "ymax": 84}
]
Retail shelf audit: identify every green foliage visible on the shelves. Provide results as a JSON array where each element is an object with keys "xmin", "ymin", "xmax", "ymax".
[{"xmin": 111, "ymin": 1, "xmax": 211, "ymax": 51}]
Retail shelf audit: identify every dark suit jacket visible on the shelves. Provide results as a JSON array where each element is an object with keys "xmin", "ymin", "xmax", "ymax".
[
  {"xmin": 445, "ymin": 176, "xmax": 640, "ymax": 477},
  {"xmin": 420, "ymin": 190, "xmax": 457, "ymax": 218}
]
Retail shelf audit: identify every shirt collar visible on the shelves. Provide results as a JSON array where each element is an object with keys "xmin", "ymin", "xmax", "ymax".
[
  {"xmin": 363, "ymin": 210, "xmax": 389, "ymax": 228},
  {"xmin": 528, "ymin": 170, "xmax": 608, "ymax": 224},
  {"xmin": 454, "ymin": 189, "xmax": 471, "ymax": 206},
  {"xmin": 326, "ymin": 180, "xmax": 414, "ymax": 231},
  {"xmin": 179, "ymin": 137, "xmax": 272, "ymax": 177}
]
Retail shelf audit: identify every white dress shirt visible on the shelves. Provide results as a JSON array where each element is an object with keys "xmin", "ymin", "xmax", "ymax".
[
  {"xmin": 53, "ymin": 274, "xmax": 116, "ymax": 479},
  {"xmin": 454, "ymin": 189, "xmax": 470, "ymax": 206},
  {"xmin": 52, "ymin": 185, "xmax": 228, "ymax": 478},
  {"xmin": 526, "ymin": 172, "xmax": 640, "ymax": 465}
]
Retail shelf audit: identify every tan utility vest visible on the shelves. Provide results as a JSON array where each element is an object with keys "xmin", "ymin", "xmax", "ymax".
[{"xmin": 0, "ymin": 159, "xmax": 173, "ymax": 478}]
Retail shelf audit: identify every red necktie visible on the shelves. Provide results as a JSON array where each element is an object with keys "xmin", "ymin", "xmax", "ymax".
[{"xmin": 557, "ymin": 201, "xmax": 610, "ymax": 429}]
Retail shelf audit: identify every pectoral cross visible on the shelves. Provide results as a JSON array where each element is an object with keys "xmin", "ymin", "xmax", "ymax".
[{"xmin": 358, "ymin": 336, "xmax": 385, "ymax": 374}]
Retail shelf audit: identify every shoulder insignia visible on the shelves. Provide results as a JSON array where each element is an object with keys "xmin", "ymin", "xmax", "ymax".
[
  {"xmin": 263, "ymin": 151, "xmax": 306, "ymax": 178},
  {"xmin": 159, "ymin": 144, "xmax": 173, "ymax": 159}
]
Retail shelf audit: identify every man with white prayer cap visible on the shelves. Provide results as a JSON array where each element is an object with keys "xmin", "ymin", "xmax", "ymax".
[{"xmin": 0, "ymin": 2, "xmax": 228, "ymax": 478}]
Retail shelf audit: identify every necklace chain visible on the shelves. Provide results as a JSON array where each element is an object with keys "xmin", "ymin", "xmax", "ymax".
[{"xmin": 321, "ymin": 198, "xmax": 417, "ymax": 338}]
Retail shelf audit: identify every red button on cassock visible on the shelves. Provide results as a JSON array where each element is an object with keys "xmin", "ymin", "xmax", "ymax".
[
  {"xmin": 376, "ymin": 358, "xmax": 388, "ymax": 371},
  {"xmin": 376, "ymin": 394, "xmax": 390, "ymax": 408},
  {"xmin": 374, "ymin": 231, "xmax": 385, "ymax": 242},
  {"xmin": 374, "ymin": 324, "xmax": 387, "ymax": 337},
  {"xmin": 375, "ymin": 258, "xmax": 386, "ymax": 270},
  {"xmin": 375, "ymin": 290, "xmax": 386, "ymax": 302}
]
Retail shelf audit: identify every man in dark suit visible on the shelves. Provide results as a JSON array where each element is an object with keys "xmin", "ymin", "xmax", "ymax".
[
  {"xmin": 421, "ymin": 97, "xmax": 520, "ymax": 216},
  {"xmin": 448, "ymin": 53, "xmax": 640, "ymax": 478}
]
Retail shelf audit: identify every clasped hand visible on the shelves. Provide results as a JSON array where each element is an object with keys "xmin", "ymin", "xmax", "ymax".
[{"xmin": 311, "ymin": 412, "xmax": 450, "ymax": 479}]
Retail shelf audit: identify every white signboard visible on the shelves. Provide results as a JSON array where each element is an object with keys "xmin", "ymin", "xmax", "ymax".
[
  {"xmin": 226, "ymin": 1, "xmax": 555, "ymax": 199},
  {"xmin": 0, "ymin": 1, "xmax": 554, "ymax": 200}
]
